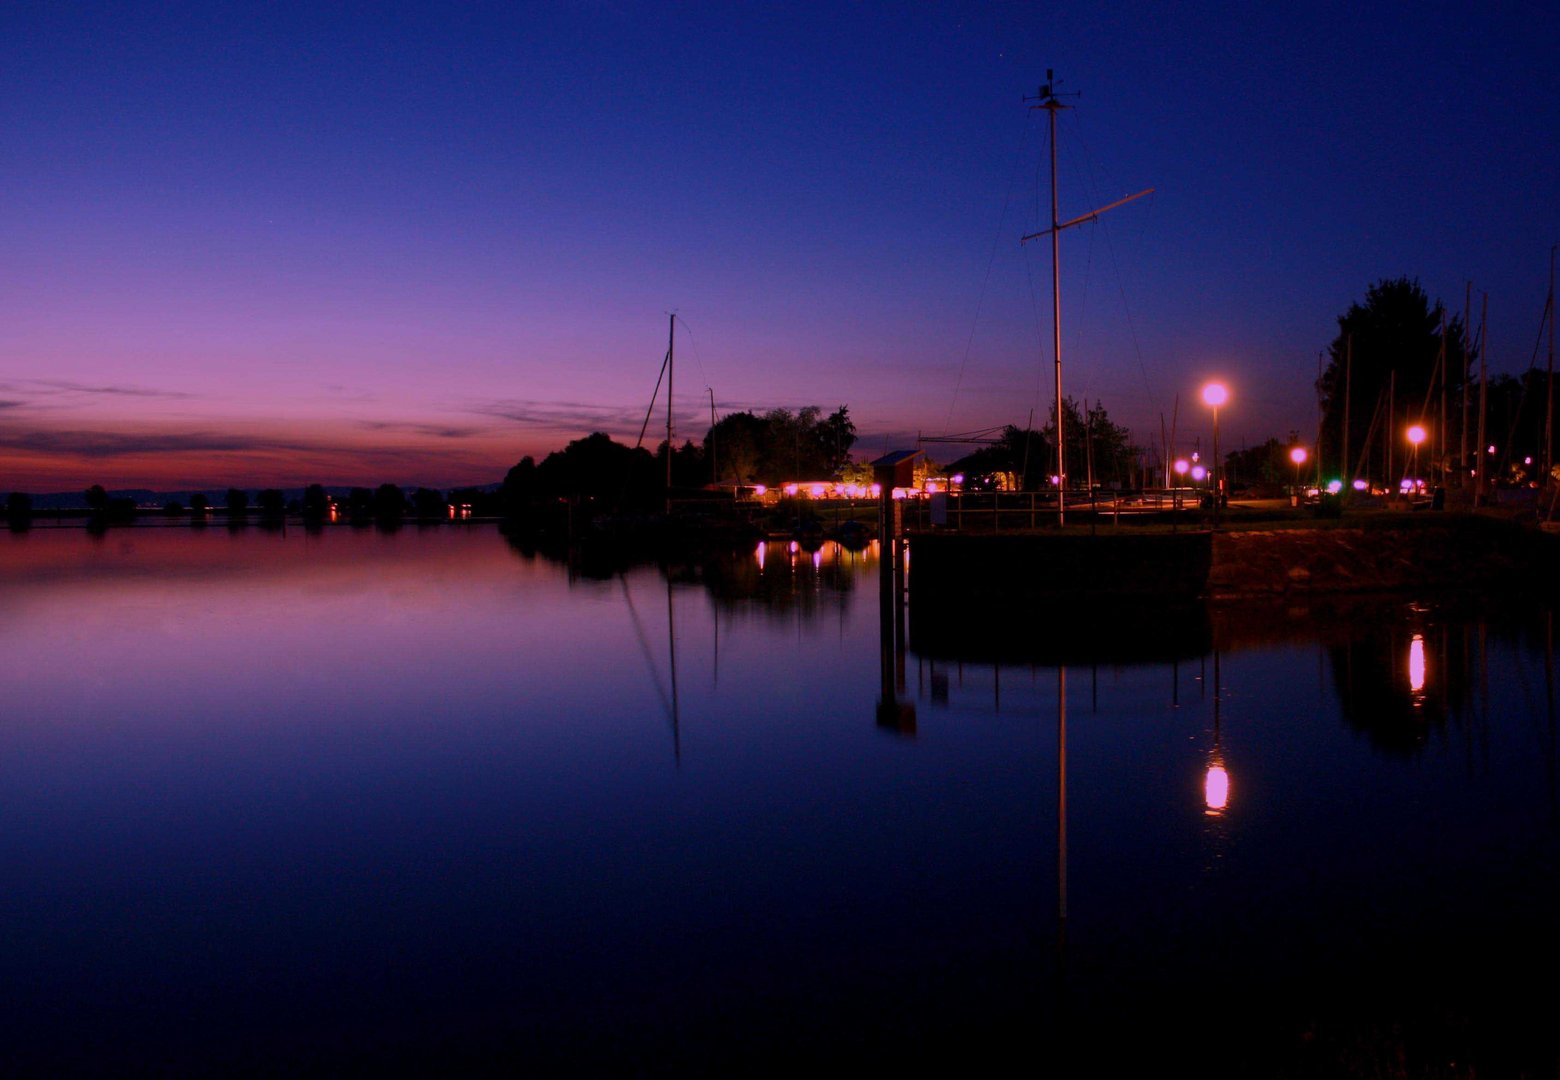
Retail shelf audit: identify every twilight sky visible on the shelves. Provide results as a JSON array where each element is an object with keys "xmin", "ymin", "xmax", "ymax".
[{"xmin": 2, "ymin": 2, "xmax": 1554, "ymax": 492}]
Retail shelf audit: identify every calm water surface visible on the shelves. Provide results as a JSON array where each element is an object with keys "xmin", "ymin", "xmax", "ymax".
[{"xmin": 3, "ymin": 524, "xmax": 1558, "ymax": 1076}]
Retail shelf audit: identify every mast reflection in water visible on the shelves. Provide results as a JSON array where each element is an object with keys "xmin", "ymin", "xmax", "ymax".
[{"xmin": 1, "ymin": 526, "xmax": 1558, "ymax": 1075}]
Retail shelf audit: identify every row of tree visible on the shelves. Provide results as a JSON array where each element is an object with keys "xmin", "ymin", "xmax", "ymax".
[
  {"xmin": 940, "ymin": 400, "xmax": 1138, "ymax": 492},
  {"xmin": 1315, "ymin": 276, "xmax": 1556, "ymax": 487},
  {"xmin": 4, "ymin": 405, "xmax": 861, "ymax": 531},
  {"xmin": 943, "ymin": 276, "xmax": 1557, "ymax": 493},
  {"xmin": 499, "ymin": 406, "xmax": 858, "ymax": 517},
  {"xmin": 13, "ymin": 274, "xmax": 1551, "ymax": 532}
]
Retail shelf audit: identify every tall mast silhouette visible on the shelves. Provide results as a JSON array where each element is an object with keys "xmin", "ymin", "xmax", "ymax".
[{"xmin": 1022, "ymin": 73, "xmax": 1152, "ymax": 525}]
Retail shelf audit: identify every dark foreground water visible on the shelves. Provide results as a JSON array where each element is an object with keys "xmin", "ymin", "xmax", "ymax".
[{"xmin": 3, "ymin": 524, "xmax": 1558, "ymax": 1077}]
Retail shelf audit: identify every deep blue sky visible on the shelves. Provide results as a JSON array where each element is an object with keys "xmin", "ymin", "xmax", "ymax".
[{"xmin": 2, "ymin": 1, "xmax": 1554, "ymax": 488}]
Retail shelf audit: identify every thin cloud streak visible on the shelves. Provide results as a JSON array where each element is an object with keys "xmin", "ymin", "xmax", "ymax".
[
  {"xmin": 21, "ymin": 379, "xmax": 197, "ymax": 400},
  {"xmin": 356, "ymin": 420, "xmax": 491, "ymax": 440}
]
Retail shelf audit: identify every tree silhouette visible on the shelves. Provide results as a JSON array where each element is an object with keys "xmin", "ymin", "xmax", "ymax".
[
  {"xmin": 225, "ymin": 488, "xmax": 249, "ymax": 517},
  {"xmin": 302, "ymin": 484, "xmax": 330, "ymax": 521},
  {"xmin": 373, "ymin": 483, "xmax": 406, "ymax": 523},
  {"xmin": 347, "ymin": 487, "xmax": 374, "ymax": 523},
  {"xmin": 6, "ymin": 491, "xmax": 32, "ymax": 530},
  {"xmin": 1316, "ymin": 277, "xmax": 1471, "ymax": 481},
  {"xmin": 412, "ymin": 487, "xmax": 447, "ymax": 520},
  {"xmin": 700, "ymin": 406, "xmax": 857, "ymax": 484},
  {"xmin": 535, "ymin": 433, "xmax": 658, "ymax": 507},
  {"xmin": 1038, "ymin": 398, "xmax": 1137, "ymax": 488},
  {"xmin": 703, "ymin": 413, "xmax": 765, "ymax": 484},
  {"xmin": 947, "ymin": 425, "xmax": 1043, "ymax": 490},
  {"xmin": 257, "ymin": 489, "xmax": 286, "ymax": 519}
]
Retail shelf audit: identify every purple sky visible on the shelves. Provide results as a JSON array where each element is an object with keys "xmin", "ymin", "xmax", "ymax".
[{"xmin": 2, "ymin": 2, "xmax": 1554, "ymax": 491}]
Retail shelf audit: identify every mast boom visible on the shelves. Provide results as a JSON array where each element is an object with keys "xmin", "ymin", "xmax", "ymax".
[{"xmin": 1021, "ymin": 188, "xmax": 1155, "ymax": 243}]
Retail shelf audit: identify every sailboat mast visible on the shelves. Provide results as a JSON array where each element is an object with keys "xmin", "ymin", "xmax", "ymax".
[
  {"xmin": 1019, "ymin": 74, "xmax": 1152, "ymax": 525},
  {"xmin": 1342, "ymin": 334, "xmax": 1351, "ymax": 488},
  {"xmin": 1460, "ymin": 282, "xmax": 1471, "ymax": 487},
  {"xmin": 1022, "ymin": 74, "xmax": 1071, "ymax": 524},
  {"xmin": 1048, "ymin": 93, "xmax": 1065, "ymax": 523},
  {"xmin": 1545, "ymin": 245, "xmax": 1556, "ymax": 483},
  {"xmin": 666, "ymin": 313, "xmax": 675, "ymax": 514},
  {"xmin": 1476, "ymin": 293, "xmax": 1489, "ymax": 505}
]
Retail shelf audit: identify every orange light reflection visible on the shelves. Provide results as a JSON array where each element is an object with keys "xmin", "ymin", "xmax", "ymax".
[
  {"xmin": 1409, "ymin": 634, "xmax": 1426, "ymax": 697},
  {"xmin": 1204, "ymin": 763, "xmax": 1229, "ymax": 815}
]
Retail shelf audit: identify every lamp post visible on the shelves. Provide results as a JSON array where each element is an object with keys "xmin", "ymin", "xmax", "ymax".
[
  {"xmin": 1406, "ymin": 424, "xmax": 1426, "ymax": 496},
  {"xmin": 1289, "ymin": 445, "xmax": 1308, "ymax": 506},
  {"xmin": 1201, "ymin": 382, "xmax": 1229, "ymax": 526}
]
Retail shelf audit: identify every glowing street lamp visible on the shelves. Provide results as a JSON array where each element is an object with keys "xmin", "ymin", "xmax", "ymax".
[
  {"xmin": 1289, "ymin": 445, "xmax": 1308, "ymax": 503},
  {"xmin": 1406, "ymin": 424, "xmax": 1427, "ymax": 490},
  {"xmin": 1201, "ymin": 381, "xmax": 1229, "ymax": 525}
]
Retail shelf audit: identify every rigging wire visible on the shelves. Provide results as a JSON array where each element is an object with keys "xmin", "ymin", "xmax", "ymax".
[
  {"xmin": 635, "ymin": 346, "xmax": 671, "ymax": 450},
  {"xmin": 943, "ymin": 112, "xmax": 1038, "ymax": 437},
  {"xmin": 1022, "ymin": 233, "xmax": 1048, "ymax": 425},
  {"xmin": 618, "ymin": 574, "xmax": 675, "ymax": 731},
  {"xmin": 1070, "ymin": 109, "xmax": 1161, "ymax": 422},
  {"xmin": 1494, "ymin": 293, "xmax": 1556, "ymax": 476},
  {"xmin": 673, "ymin": 313, "xmax": 714, "ymax": 423}
]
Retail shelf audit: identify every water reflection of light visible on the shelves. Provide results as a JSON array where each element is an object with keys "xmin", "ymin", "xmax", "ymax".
[
  {"xmin": 1409, "ymin": 633, "xmax": 1426, "ymax": 698},
  {"xmin": 1204, "ymin": 761, "xmax": 1229, "ymax": 815},
  {"xmin": 813, "ymin": 548, "xmax": 823, "ymax": 569},
  {"xmin": 756, "ymin": 541, "xmax": 766, "ymax": 570}
]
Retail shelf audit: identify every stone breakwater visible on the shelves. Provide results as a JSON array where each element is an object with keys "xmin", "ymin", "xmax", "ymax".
[
  {"xmin": 907, "ymin": 513, "xmax": 1560, "ymax": 608},
  {"xmin": 1207, "ymin": 515, "xmax": 1560, "ymax": 599}
]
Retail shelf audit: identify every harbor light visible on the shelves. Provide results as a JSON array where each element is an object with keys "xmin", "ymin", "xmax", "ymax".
[
  {"xmin": 1289, "ymin": 445, "xmax": 1308, "ymax": 501},
  {"xmin": 1190, "ymin": 464, "xmax": 1206, "ymax": 482},
  {"xmin": 1201, "ymin": 381, "xmax": 1229, "ymax": 525},
  {"xmin": 1407, "ymin": 424, "xmax": 1426, "ymax": 484},
  {"xmin": 1174, "ymin": 458, "xmax": 1189, "ymax": 478}
]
